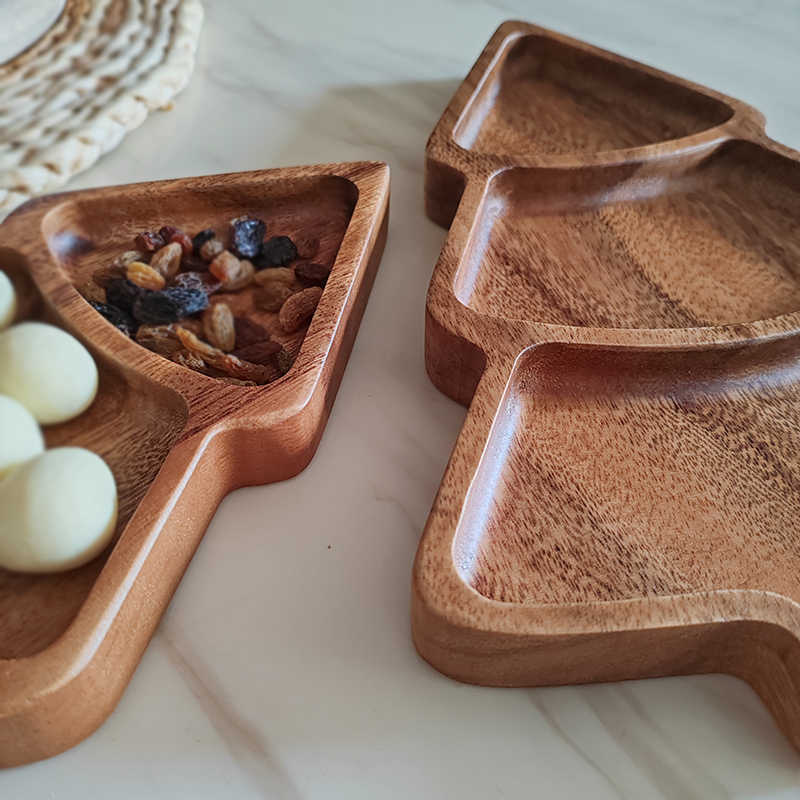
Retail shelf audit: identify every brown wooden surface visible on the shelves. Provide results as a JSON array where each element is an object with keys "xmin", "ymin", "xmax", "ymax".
[
  {"xmin": 414, "ymin": 20, "xmax": 800, "ymax": 751},
  {"xmin": 0, "ymin": 160, "xmax": 389, "ymax": 766}
]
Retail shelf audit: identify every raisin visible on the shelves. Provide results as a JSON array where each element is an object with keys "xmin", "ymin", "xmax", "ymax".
[
  {"xmin": 160, "ymin": 227, "xmax": 193, "ymax": 257},
  {"xmin": 106, "ymin": 278, "xmax": 142, "ymax": 313},
  {"xmin": 134, "ymin": 230, "xmax": 166, "ymax": 252},
  {"xmin": 90, "ymin": 301, "xmax": 137, "ymax": 336},
  {"xmin": 172, "ymin": 271, "xmax": 222, "ymax": 294},
  {"xmin": 132, "ymin": 286, "xmax": 209, "ymax": 324},
  {"xmin": 233, "ymin": 317, "xmax": 270, "ymax": 348},
  {"xmin": 294, "ymin": 262, "xmax": 330, "ymax": 287},
  {"xmin": 159, "ymin": 225, "xmax": 178, "ymax": 242},
  {"xmin": 229, "ymin": 215, "xmax": 266, "ymax": 259},
  {"xmin": 255, "ymin": 236, "xmax": 297, "ymax": 268},
  {"xmin": 232, "ymin": 340, "xmax": 282, "ymax": 365},
  {"xmin": 192, "ymin": 228, "xmax": 216, "ymax": 256}
]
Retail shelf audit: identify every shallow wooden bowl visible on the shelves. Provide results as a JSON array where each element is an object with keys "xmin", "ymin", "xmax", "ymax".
[
  {"xmin": 0, "ymin": 161, "xmax": 389, "ymax": 766},
  {"xmin": 414, "ymin": 20, "xmax": 800, "ymax": 750}
]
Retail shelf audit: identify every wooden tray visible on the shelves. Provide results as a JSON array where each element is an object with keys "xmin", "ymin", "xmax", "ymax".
[
  {"xmin": 0, "ymin": 161, "xmax": 390, "ymax": 766},
  {"xmin": 413, "ymin": 20, "xmax": 800, "ymax": 750}
]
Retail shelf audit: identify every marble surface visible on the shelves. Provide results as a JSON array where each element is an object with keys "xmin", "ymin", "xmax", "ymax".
[{"xmin": 4, "ymin": 0, "xmax": 800, "ymax": 797}]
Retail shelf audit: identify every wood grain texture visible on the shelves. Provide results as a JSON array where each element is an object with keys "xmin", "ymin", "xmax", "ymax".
[
  {"xmin": 414, "ymin": 20, "xmax": 800, "ymax": 752},
  {"xmin": 0, "ymin": 160, "xmax": 389, "ymax": 766}
]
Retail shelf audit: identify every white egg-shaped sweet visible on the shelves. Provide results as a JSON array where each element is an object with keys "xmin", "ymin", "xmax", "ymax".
[
  {"xmin": 0, "ymin": 321, "xmax": 98, "ymax": 424},
  {"xmin": 0, "ymin": 394, "xmax": 44, "ymax": 477},
  {"xmin": 0, "ymin": 270, "xmax": 15, "ymax": 329},
  {"xmin": 0, "ymin": 447, "xmax": 117, "ymax": 573}
]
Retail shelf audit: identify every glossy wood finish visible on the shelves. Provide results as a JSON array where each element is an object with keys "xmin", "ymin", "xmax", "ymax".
[
  {"xmin": 0, "ymin": 161, "xmax": 389, "ymax": 766},
  {"xmin": 414, "ymin": 20, "xmax": 800, "ymax": 750}
]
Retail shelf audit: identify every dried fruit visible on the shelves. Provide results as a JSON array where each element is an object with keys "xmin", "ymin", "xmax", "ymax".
[
  {"xmin": 106, "ymin": 278, "xmax": 142, "ymax": 313},
  {"xmin": 253, "ymin": 266, "xmax": 294, "ymax": 288},
  {"xmin": 294, "ymin": 235, "xmax": 319, "ymax": 259},
  {"xmin": 203, "ymin": 302, "xmax": 236, "ymax": 351},
  {"xmin": 209, "ymin": 251, "xmax": 254, "ymax": 291},
  {"xmin": 255, "ymin": 236, "xmax": 297, "ymax": 268},
  {"xmin": 172, "ymin": 348, "xmax": 210, "ymax": 373},
  {"xmin": 135, "ymin": 324, "xmax": 183, "ymax": 358},
  {"xmin": 199, "ymin": 237, "xmax": 224, "ymax": 263},
  {"xmin": 150, "ymin": 242, "xmax": 183, "ymax": 280},
  {"xmin": 172, "ymin": 271, "xmax": 222, "ymax": 294},
  {"xmin": 295, "ymin": 262, "xmax": 330, "ymax": 287},
  {"xmin": 172, "ymin": 231, "xmax": 194, "ymax": 257},
  {"xmin": 132, "ymin": 286, "xmax": 209, "ymax": 324},
  {"xmin": 127, "ymin": 261, "xmax": 166, "ymax": 290},
  {"xmin": 233, "ymin": 317, "xmax": 270, "ymax": 348},
  {"xmin": 229, "ymin": 215, "xmax": 266, "ymax": 259},
  {"xmin": 232, "ymin": 339, "xmax": 282, "ymax": 365},
  {"xmin": 192, "ymin": 228, "xmax": 216, "ymax": 256},
  {"xmin": 276, "ymin": 348, "xmax": 292, "ymax": 375},
  {"xmin": 92, "ymin": 263, "xmax": 125, "ymax": 289},
  {"xmin": 176, "ymin": 317, "xmax": 204, "ymax": 337},
  {"xmin": 134, "ymin": 231, "xmax": 166, "ymax": 252},
  {"xmin": 90, "ymin": 301, "xmax": 136, "ymax": 336},
  {"xmin": 176, "ymin": 327, "xmax": 276, "ymax": 383},
  {"xmin": 255, "ymin": 283, "xmax": 292, "ymax": 312},
  {"xmin": 79, "ymin": 280, "xmax": 106, "ymax": 304},
  {"xmin": 278, "ymin": 286, "xmax": 322, "ymax": 332}
]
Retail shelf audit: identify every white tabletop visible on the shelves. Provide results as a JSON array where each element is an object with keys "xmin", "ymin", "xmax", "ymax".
[{"xmin": 5, "ymin": 1, "xmax": 800, "ymax": 797}]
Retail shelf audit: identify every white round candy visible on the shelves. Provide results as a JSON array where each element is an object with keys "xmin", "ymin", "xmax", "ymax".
[
  {"xmin": 0, "ymin": 270, "xmax": 15, "ymax": 329},
  {"xmin": 0, "ymin": 321, "xmax": 98, "ymax": 424},
  {"xmin": 0, "ymin": 447, "xmax": 117, "ymax": 573},
  {"xmin": 0, "ymin": 394, "xmax": 44, "ymax": 477}
]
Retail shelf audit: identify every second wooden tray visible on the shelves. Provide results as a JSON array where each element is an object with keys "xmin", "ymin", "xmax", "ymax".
[
  {"xmin": 413, "ymin": 21, "xmax": 800, "ymax": 751},
  {"xmin": 0, "ymin": 161, "xmax": 390, "ymax": 766}
]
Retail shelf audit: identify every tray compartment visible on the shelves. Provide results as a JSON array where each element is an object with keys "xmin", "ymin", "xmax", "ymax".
[
  {"xmin": 453, "ymin": 33, "xmax": 733, "ymax": 157},
  {"xmin": 455, "ymin": 141, "xmax": 800, "ymax": 328}
]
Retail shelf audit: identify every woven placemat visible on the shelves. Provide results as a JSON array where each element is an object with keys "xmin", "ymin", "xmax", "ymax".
[{"xmin": 0, "ymin": 0, "xmax": 203, "ymax": 219}]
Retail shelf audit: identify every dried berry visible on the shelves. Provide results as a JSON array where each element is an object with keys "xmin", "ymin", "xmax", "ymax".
[
  {"xmin": 278, "ymin": 286, "xmax": 322, "ymax": 332},
  {"xmin": 92, "ymin": 263, "xmax": 125, "ymax": 289},
  {"xmin": 229, "ymin": 215, "xmax": 266, "ymax": 259},
  {"xmin": 172, "ymin": 271, "xmax": 222, "ymax": 294},
  {"xmin": 159, "ymin": 225, "xmax": 178, "ymax": 242},
  {"xmin": 135, "ymin": 324, "xmax": 183, "ymax": 358},
  {"xmin": 176, "ymin": 327, "xmax": 277, "ymax": 383},
  {"xmin": 192, "ymin": 228, "xmax": 216, "ymax": 256},
  {"xmin": 233, "ymin": 317, "xmax": 270, "ymax": 348},
  {"xmin": 132, "ymin": 286, "xmax": 209, "ymax": 324},
  {"xmin": 232, "ymin": 339, "xmax": 282, "ymax": 365},
  {"xmin": 79, "ymin": 280, "xmax": 106, "ymax": 305},
  {"xmin": 255, "ymin": 236, "xmax": 297, "ymax": 268},
  {"xmin": 172, "ymin": 348, "xmax": 211, "ymax": 373},
  {"xmin": 199, "ymin": 238, "xmax": 225, "ymax": 263},
  {"xmin": 134, "ymin": 230, "xmax": 166, "ymax": 252},
  {"xmin": 255, "ymin": 283, "xmax": 292, "ymax": 312},
  {"xmin": 209, "ymin": 251, "xmax": 254, "ymax": 291},
  {"xmin": 127, "ymin": 261, "xmax": 166, "ymax": 290},
  {"xmin": 106, "ymin": 278, "xmax": 142, "ymax": 313},
  {"xmin": 294, "ymin": 235, "xmax": 319, "ymax": 259},
  {"xmin": 276, "ymin": 347, "xmax": 292, "ymax": 375},
  {"xmin": 253, "ymin": 266, "xmax": 295, "ymax": 288},
  {"xmin": 150, "ymin": 242, "xmax": 183, "ymax": 280},
  {"xmin": 203, "ymin": 302, "xmax": 236, "ymax": 351},
  {"xmin": 164, "ymin": 228, "xmax": 193, "ymax": 257},
  {"xmin": 90, "ymin": 301, "xmax": 136, "ymax": 336},
  {"xmin": 294, "ymin": 262, "xmax": 330, "ymax": 287}
]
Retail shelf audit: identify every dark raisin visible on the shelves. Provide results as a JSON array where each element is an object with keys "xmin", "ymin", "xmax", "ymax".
[
  {"xmin": 229, "ymin": 216, "xmax": 266, "ymax": 259},
  {"xmin": 106, "ymin": 278, "xmax": 142, "ymax": 313},
  {"xmin": 132, "ymin": 287, "xmax": 209, "ymax": 324},
  {"xmin": 192, "ymin": 228, "xmax": 216, "ymax": 256},
  {"xmin": 294, "ymin": 262, "xmax": 330, "ymax": 287},
  {"xmin": 159, "ymin": 225, "xmax": 178, "ymax": 241},
  {"xmin": 90, "ymin": 301, "xmax": 137, "ymax": 336},
  {"xmin": 135, "ymin": 230, "xmax": 166, "ymax": 252},
  {"xmin": 231, "ymin": 340, "xmax": 282, "ymax": 365},
  {"xmin": 159, "ymin": 226, "xmax": 193, "ymax": 257},
  {"xmin": 172, "ymin": 271, "xmax": 222, "ymax": 294},
  {"xmin": 233, "ymin": 317, "xmax": 270, "ymax": 348},
  {"xmin": 255, "ymin": 236, "xmax": 297, "ymax": 269}
]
